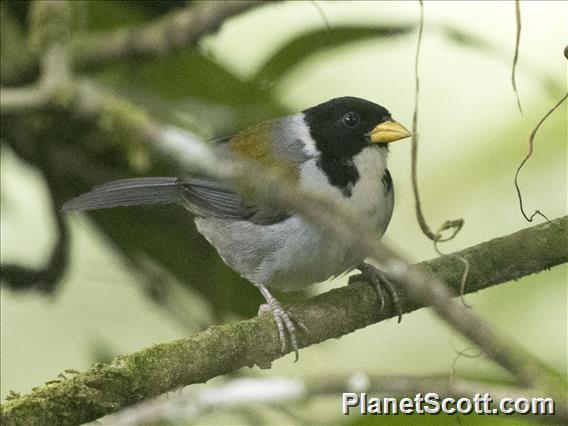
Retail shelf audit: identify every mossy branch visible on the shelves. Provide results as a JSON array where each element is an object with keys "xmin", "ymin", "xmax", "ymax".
[{"xmin": 2, "ymin": 217, "xmax": 566, "ymax": 425}]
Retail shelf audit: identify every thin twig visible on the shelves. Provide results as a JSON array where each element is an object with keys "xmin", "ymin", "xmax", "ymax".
[
  {"xmin": 309, "ymin": 1, "xmax": 332, "ymax": 45},
  {"xmin": 449, "ymin": 345, "xmax": 482, "ymax": 387},
  {"xmin": 410, "ymin": 0, "xmax": 470, "ymax": 306},
  {"xmin": 410, "ymin": 0, "xmax": 436, "ymax": 240},
  {"xmin": 514, "ymin": 91, "xmax": 567, "ymax": 222},
  {"xmin": 410, "ymin": 1, "xmax": 464, "ymax": 243},
  {"xmin": 512, "ymin": 0, "xmax": 523, "ymax": 114}
]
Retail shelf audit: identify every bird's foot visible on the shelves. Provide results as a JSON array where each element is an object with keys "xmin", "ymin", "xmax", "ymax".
[
  {"xmin": 256, "ymin": 285, "xmax": 307, "ymax": 362},
  {"xmin": 350, "ymin": 262, "xmax": 403, "ymax": 323}
]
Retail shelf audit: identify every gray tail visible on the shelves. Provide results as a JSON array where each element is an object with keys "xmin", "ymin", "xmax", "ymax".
[{"xmin": 63, "ymin": 177, "xmax": 180, "ymax": 212}]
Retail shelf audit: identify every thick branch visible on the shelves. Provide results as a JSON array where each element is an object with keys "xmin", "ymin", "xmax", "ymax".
[{"xmin": 2, "ymin": 217, "xmax": 566, "ymax": 425}]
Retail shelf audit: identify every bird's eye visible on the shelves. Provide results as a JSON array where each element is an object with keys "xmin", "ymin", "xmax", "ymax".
[{"xmin": 342, "ymin": 112, "xmax": 360, "ymax": 128}]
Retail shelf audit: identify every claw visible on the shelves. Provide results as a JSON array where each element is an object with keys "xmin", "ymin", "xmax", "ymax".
[
  {"xmin": 257, "ymin": 303, "xmax": 271, "ymax": 315},
  {"xmin": 256, "ymin": 284, "xmax": 305, "ymax": 361},
  {"xmin": 357, "ymin": 263, "xmax": 403, "ymax": 323},
  {"xmin": 369, "ymin": 276, "xmax": 386, "ymax": 311},
  {"xmin": 270, "ymin": 302, "xmax": 288, "ymax": 353},
  {"xmin": 295, "ymin": 317, "xmax": 310, "ymax": 334},
  {"xmin": 279, "ymin": 307, "xmax": 299, "ymax": 362}
]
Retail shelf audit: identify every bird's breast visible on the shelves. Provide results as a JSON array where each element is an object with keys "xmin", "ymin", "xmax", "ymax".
[{"xmin": 299, "ymin": 147, "xmax": 393, "ymax": 235}]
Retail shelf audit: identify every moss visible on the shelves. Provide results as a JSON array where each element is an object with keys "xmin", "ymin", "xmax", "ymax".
[{"xmin": 4, "ymin": 392, "xmax": 20, "ymax": 402}]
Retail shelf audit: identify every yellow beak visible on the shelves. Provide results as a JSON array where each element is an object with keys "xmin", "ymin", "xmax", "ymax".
[{"xmin": 368, "ymin": 120, "xmax": 412, "ymax": 144}]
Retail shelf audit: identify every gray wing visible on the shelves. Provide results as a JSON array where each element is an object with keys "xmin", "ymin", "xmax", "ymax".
[
  {"xmin": 65, "ymin": 118, "xmax": 313, "ymax": 223},
  {"xmin": 63, "ymin": 177, "xmax": 180, "ymax": 211},
  {"xmin": 177, "ymin": 175, "xmax": 289, "ymax": 225},
  {"xmin": 62, "ymin": 173, "xmax": 288, "ymax": 224}
]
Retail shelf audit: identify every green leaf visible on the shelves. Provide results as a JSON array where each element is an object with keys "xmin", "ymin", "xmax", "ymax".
[
  {"xmin": 94, "ymin": 48, "xmax": 290, "ymax": 135},
  {"xmin": 440, "ymin": 24, "xmax": 498, "ymax": 53},
  {"xmin": 253, "ymin": 24, "xmax": 415, "ymax": 84},
  {"xmin": 84, "ymin": 0, "xmax": 186, "ymax": 30}
]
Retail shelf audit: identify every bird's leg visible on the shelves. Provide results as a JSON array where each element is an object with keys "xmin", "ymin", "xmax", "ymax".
[
  {"xmin": 351, "ymin": 262, "xmax": 403, "ymax": 323},
  {"xmin": 256, "ymin": 284, "xmax": 305, "ymax": 362}
]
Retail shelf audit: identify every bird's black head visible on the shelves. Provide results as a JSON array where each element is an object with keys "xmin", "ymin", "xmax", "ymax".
[{"xmin": 302, "ymin": 96, "xmax": 409, "ymax": 160}]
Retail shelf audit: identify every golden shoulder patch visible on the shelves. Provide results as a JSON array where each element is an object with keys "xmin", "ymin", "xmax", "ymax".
[{"xmin": 229, "ymin": 120, "xmax": 300, "ymax": 184}]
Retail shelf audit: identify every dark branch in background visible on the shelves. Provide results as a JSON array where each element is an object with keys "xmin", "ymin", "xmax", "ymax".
[
  {"xmin": 512, "ymin": 0, "xmax": 523, "ymax": 114},
  {"xmin": 70, "ymin": 1, "xmax": 265, "ymax": 69},
  {"xmin": 0, "ymin": 163, "xmax": 69, "ymax": 293},
  {"xmin": 0, "ymin": 0, "xmax": 72, "ymax": 293},
  {"xmin": 410, "ymin": 0, "xmax": 469, "ymax": 305},
  {"xmin": 0, "ymin": 1, "xmax": 268, "ymax": 86},
  {"xmin": 514, "ymin": 86, "xmax": 568, "ymax": 222},
  {"xmin": 1, "ymin": 217, "xmax": 566, "ymax": 425}
]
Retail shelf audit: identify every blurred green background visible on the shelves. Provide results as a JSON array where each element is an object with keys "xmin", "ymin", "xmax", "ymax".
[{"xmin": 1, "ymin": 1, "xmax": 566, "ymax": 424}]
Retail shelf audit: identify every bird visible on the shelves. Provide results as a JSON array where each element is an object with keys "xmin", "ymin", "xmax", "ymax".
[{"xmin": 63, "ymin": 96, "xmax": 411, "ymax": 360}]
